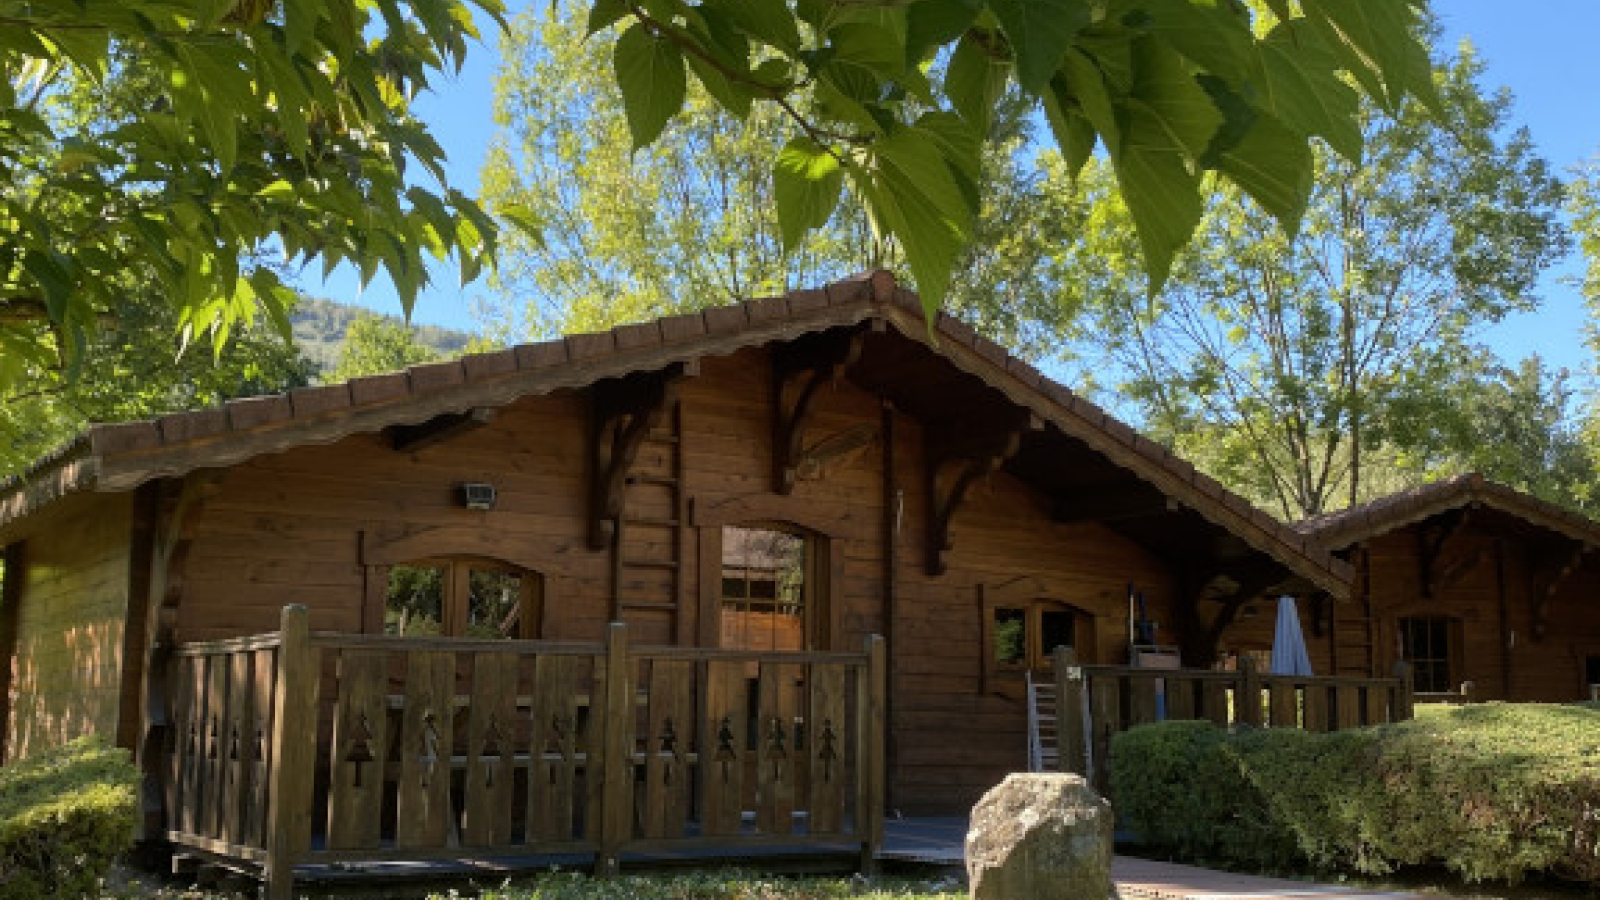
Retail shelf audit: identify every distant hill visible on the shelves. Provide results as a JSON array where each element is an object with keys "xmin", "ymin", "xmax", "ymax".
[{"xmin": 290, "ymin": 297, "xmax": 477, "ymax": 374}]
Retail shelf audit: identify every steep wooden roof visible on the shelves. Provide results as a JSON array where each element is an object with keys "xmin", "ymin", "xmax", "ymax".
[
  {"xmin": 0, "ymin": 271, "xmax": 1351, "ymax": 595},
  {"xmin": 1296, "ymin": 473, "xmax": 1600, "ymax": 549}
]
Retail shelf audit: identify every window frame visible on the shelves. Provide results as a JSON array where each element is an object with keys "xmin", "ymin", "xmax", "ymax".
[
  {"xmin": 980, "ymin": 577, "xmax": 1097, "ymax": 696},
  {"xmin": 379, "ymin": 555, "xmax": 543, "ymax": 640},
  {"xmin": 1395, "ymin": 614, "xmax": 1461, "ymax": 694}
]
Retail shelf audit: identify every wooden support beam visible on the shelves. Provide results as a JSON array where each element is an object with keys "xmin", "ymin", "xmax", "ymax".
[
  {"xmin": 588, "ymin": 363, "xmax": 693, "ymax": 551},
  {"xmin": 387, "ymin": 408, "xmax": 496, "ymax": 453},
  {"xmin": 923, "ymin": 411, "xmax": 1035, "ymax": 576},
  {"xmin": 1532, "ymin": 539, "xmax": 1590, "ymax": 640},
  {"xmin": 772, "ymin": 327, "xmax": 868, "ymax": 494},
  {"xmin": 1189, "ymin": 566, "xmax": 1292, "ymax": 665},
  {"xmin": 1415, "ymin": 508, "xmax": 1470, "ymax": 599}
]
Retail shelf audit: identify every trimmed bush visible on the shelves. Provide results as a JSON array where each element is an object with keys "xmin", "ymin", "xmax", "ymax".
[
  {"xmin": 0, "ymin": 737, "xmax": 139, "ymax": 900},
  {"xmin": 1111, "ymin": 704, "xmax": 1600, "ymax": 884}
]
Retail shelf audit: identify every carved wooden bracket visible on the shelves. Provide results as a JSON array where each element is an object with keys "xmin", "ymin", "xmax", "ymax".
[
  {"xmin": 923, "ymin": 412, "xmax": 1036, "ymax": 576},
  {"xmin": 388, "ymin": 408, "xmax": 496, "ymax": 453},
  {"xmin": 588, "ymin": 362, "xmax": 694, "ymax": 550},
  {"xmin": 1188, "ymin": 566, "xmax": 1290, "ymax": 664},
  {"xmin": 1416, "ymin": 508, "xmax": 1470, "ymax": 599},
  {"xmin": 771, "ymin": 328, "xmax": 867, "ymax": 494},
  {"xmin": 1532, "ymin": 540, "xmax": 1589, "ymax": 640}
]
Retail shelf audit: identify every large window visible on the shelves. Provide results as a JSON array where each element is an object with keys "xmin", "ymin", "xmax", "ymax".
[
  {"xmin": 720, "ymin": 526, "xmax": 808, "ymax": 651},
  {"xmin": 386, "ymin": 557, "xmax": 541, "ymax": 639},
  {"xmin": 1398, "ymin": 615, "xmax": 1455, "ymax": 693}
]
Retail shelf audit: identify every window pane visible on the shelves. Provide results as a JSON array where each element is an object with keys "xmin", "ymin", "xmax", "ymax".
[
  {"xmin": 466, "ymin": 569, "xmax": 523, "ymax": 639},
  {"xmin": 721, "ymin": 526, "xmax": 806, "ymax": 651},
  {"xmin": 387, "ymin": 565, "xmax": 444, "ymax": 636},
  {"xmin": 1400, "ymin": 616, "xmax": 1452, "ymax": 693},
  {"xmin": 993, "ymin": 608, "xmax": 1026, "ymax": 667},
  {"xmin": 1038, "ymin": 609, "xmax": 1076, "ymax": 663}
]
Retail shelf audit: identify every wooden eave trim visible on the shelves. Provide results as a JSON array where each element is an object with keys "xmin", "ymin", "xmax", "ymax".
[
  {"xmin": 872, "ymin": 304, "xmax": 1354, "ymax": 598},
  {"xmin": 84, "ymin": 304, "xmax": 891, "ymax": 496},
  {"xmin": 1306, "ymin": 483, "xmax": 1600, "ymax": 555},
  {"xmin": 0, "ymin": 450, "xmax": 100, "ymax": 538}
]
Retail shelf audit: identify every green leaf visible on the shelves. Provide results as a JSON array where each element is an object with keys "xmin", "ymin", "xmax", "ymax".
[
  {"xmin": 988, "ymin": 0, "xmax": 1091, "ymax": 94},
  {"xmin": 773, "ymin": 138, "xmax": 845, "ymax": 251},
  {"xmin": 1042, "ymin": 86, "xmax": 1098, "ymax": 178},
  {"xmin": 856, "ymin": 161, "xmax": 964, "ymax": 311},
  {"xmin": 1057, "ymin": 47, "xmax": 1121, "ymax": 154},
  {"xmin": 703, "ymin": 0, "xmax": 802, "ymax": 53},
  {"xmin": 1136, "ymin": 0, "xmax": 1254, "ymax": 85},
  {"xmin": 875, "ymin": 124, "xmax": 978, "ymax": 237},
  {"xmin": 1112, "ymin": 37, "xmax": 1220, "ymax": 288},
  {"xmin": 1209, "ymin": 110, "xmax": 1312, "ymax": 238},
  {"xmin": 1302, "ymin": 0, "xmax": 1432, "ymax": 111},
  {"xmin": 686, "ymin": 53, "xmax": 755, "ymax": 118},
  {"xmin": 612, "ymin": 22, "xmax": 688, "ymax": 151},
  {"xmin": 1126, "ymin": 34, "xmax": 1221, "ymax": 162},
  {"xmin": 945, "ymin": 32, "xmax": 1007, "ymax": 136},
  {"xmin": 1254, "ymin": 19, "xmax": 1361, "ymax": 161},
  {"xmin": 588, "ymin": 0, "xmax": 630, "ymax": 35},
  {"xmin": 905, "ymin": 0, "xmax": 981, "ymax": 66}
]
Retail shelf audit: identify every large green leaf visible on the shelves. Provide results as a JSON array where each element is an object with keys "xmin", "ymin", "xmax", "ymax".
[
  {"xmin": 987, "ymin": 0, "xmax": 1090, "ymax": 95},
  {"xmin": 1134, "ymin": 0, "xmax": 1254, "ymax": 85},
  {"xmin": 1041, "ymin": 81, "xmax": 1098, "ymax": 178},
  {"xmin": 944, "ymin": 31, "xmax": 1008, "ymax": 136},
  {"xmin": 905, "ymin": 0, "xmax": 981, "ymax": 66},
  {"xmin": 613, "ymin": 22, "xmax": 688, "ymax": 151},
  {"xmin": 703, "ymin": 0, "xmax": 801, "ymax": 53},
  {"xmin": 1253, "ymin": 19, "xmax": 1361, "ymax": 161},
  {"xmin": 1057, "ymin": 47, "xmax": 1121, "ymax": 154},
  {"xmin": 1127, "ymin": 35, "xmax": 1221, "ymax": 162},
  {"xmin": 773, "ymin": 137, "xmax": 845, "ymax": 251},
  {"xmin": 1302, "ymin": 0, "xmax": 1432, "ymax": 111},
  {"xmin": 1210, "ymin": 109, "xmax": 1312, "ymax": 237}
]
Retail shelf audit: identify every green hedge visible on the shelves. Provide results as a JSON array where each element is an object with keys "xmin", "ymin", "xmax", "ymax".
[
  {"xmin": 1110, "ymin": 704, "xmax": 1600, "ymax": 884},
  {"xmin": 0, "ymin": 737, "xmax": 139, "ymax": 900}
]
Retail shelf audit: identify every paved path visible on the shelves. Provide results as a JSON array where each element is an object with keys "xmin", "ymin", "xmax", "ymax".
[
  {"xmin": 1114, "ymin": 856, "xmax": 1441, "ymax": 900},
  {"xmin": 883, "ymin": 818, "xmax": 1447, "ymax": 900}
]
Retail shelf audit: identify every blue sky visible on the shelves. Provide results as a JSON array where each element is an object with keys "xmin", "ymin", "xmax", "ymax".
[{"xmin": 299, "ymin": 0, "xmax": 1600, "ymax": 378}]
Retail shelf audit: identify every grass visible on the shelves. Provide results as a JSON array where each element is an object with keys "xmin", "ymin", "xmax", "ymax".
[{"xmin": 98, "ymin": 866, "xmax": 966, "ymax": 900}]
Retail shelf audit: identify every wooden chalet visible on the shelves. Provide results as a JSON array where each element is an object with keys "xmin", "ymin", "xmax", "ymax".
[
  {"xmin": 0, "ymin": 271, "xmax": 1354, "ymax": 893},
  {"xmin": 1216, "ymin": 474, "xmax": 1600, "ymax": 702}
]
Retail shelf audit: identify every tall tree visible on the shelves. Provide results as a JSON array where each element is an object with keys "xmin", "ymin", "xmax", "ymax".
[
  {"xmin": 1061, "ymin": 44, "xmax": 1568, "ymax": 518},
  {"xmin": 483, "ymin": 4, "xmax": 1077, "ymax": 358},
  {"xmin": 328, "ymin": 314, "xmax": 447, "ymax": 381},
  {"xmin": 1, "ymin": 0, "xmax": 502, "ymax": 388},
  {"xmin": 586, "ymin": 0, "xmax": 1437, "ymax": 310},
  {"xmin": 0, "ymin": 295, "xmax": 315, "ymax": 476}
]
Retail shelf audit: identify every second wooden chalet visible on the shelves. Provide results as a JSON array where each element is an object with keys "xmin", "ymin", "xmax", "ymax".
[
  {"xmin": 0, "ymin": 271, "xmax": 1350, "ymax": 831},
  {"xmin": 1217, "ymin": 474, "xmax": 1600, "ymax": 702}
]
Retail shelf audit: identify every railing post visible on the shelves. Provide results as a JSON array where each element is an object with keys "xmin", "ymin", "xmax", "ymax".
[
  {"xmin": 857, "ymin": 634, "xmax": 886, "ymax": 874},
  {"xmin": 596, "ymin": 622, "xmax": 632, "ymax": 877},
  {"xmin": 1237, "ymin": 654, "xmax": 1262, "ymax": 727},
  {"xmin": 1394, "ymin": 661, "xmax": 1415, "ymax": 721},
  {"xmin": 264, "ymin": 605, "xmax": 319, "ymax": 900},
  {"xmin": 1054, "ymin": 647, "xmax": 1087, "ymax": 776}
]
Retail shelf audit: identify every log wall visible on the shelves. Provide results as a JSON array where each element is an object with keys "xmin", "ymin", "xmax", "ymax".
[
  {"xmin": 4, "ymin": 493, "xmax": 135, "ymax": 761},
  {"xmin": 160, "ymin": 347, "xmax": 1181, "ymax": 812}
]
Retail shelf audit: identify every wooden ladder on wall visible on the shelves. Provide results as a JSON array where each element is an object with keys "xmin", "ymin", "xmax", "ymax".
[
  {"xmin": 613, "ymin": 401, "xmax": 690, "ymax": 643},
  {"xmin": 1026, "ymin": 671, "xmax": 1059, "ymax": 772}
]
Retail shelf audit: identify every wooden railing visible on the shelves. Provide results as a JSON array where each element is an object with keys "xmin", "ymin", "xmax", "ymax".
[
  {"xmin": 161, "ymin": 606, "xmax": 887, "ymax": 900},
  {"xmin": 1050, "ymin": 650, "xmax": 1413, "ymax": 790}
]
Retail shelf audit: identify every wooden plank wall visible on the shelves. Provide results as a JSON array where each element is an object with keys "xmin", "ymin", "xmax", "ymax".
[
  {"xmin": 1219, "ymin": 516, "xmax": 1600, "ymax": 703},
  {"xmin": 5, "ymin": 493, "xmax": 135, "ymax": 761},
  {"xmin": 175, "ymin": 347, "xmax": 1185, "ymax": 813}
]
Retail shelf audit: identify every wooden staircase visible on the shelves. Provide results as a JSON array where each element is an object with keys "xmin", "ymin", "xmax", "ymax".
[{"xmin": 1026, "ymin": 671, "xmax": 1059, "ymax": 772}]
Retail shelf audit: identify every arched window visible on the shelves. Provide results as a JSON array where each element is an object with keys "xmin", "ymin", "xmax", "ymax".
[
  {"xmin": 990, "ymin": 600, "xmax": 1095, "ymax": 672},
  {"xmin": 385, "ymin": 556, "xmax": 542, "ymax": 639},
  {"xmin": 718, "ymin": 523, "xmax": 833, "ymax": 651}
]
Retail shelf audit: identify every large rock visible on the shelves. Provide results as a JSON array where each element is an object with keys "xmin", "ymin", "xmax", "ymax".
[{"xmin": 965, "ymin": 773, "xmax": 1114, "ymax": 900}]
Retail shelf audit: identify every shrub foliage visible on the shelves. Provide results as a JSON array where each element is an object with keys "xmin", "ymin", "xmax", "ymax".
[
  {"xmin": 1111, "ymin": 704, "xmax": 1600, "ymax": 883},
  {"xmin": 0, "ymin": 737, "xmax": 139, "ymax": 900}
]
